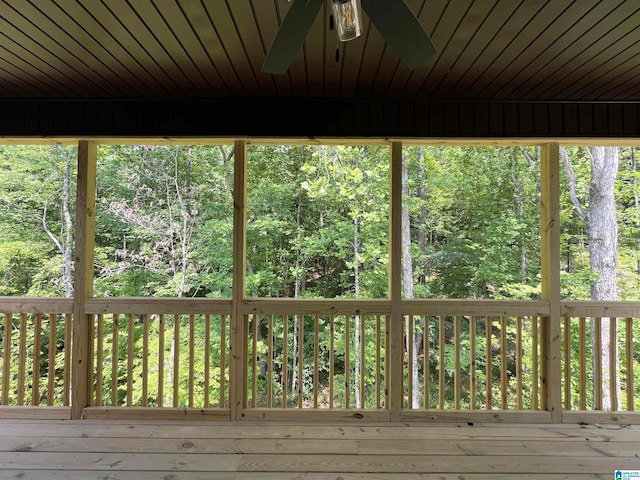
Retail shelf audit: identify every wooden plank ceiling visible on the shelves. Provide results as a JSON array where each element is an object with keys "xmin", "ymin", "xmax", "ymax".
[{"xmin": 0, "ymin": 0, "xmax": 639, "ymax": 102}]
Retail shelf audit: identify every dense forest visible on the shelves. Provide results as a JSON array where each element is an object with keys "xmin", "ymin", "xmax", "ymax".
[
  {"xmin": 0, "ymin": 143, "xmax": 638, "ymax": 410},
  {"xmin": 2, "ymin": 143, "xmax": 639, "ymax": 301}
]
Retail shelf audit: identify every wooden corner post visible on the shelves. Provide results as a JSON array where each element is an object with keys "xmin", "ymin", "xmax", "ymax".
[
  {"xmin": 540, "ymin": 143, "xmax": 562, "ymax": 422},
  {"xmin": 71, "ymin": 141, "xmax": 97, "ymax": 419},
  {"xmin": 230, "ymin": 140, "xmax": 247, "ymax": 421},
  {"xmin": 389, "ymin": 142, "xmax": 403, "ymax": 421}
]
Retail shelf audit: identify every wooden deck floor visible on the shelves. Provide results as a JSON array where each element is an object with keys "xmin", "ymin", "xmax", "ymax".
[{"xmin": 0, "ymin": 419, "xmax": 638, "ymax": 479}]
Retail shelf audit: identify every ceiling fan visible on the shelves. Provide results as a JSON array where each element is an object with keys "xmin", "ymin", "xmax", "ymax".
[{"xmin": 262, "ymin": 0, "xmax": 436, "ymax": 74}]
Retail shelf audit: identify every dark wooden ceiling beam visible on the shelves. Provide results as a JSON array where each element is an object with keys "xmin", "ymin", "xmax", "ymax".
[{"xmin": 0, "ymin": 99, "xmax": 637, "ymax": 139}]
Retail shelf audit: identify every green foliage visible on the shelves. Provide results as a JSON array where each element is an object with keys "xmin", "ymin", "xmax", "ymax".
[
  {"xmin": 94, "ymin": 145, "xmax": 234, "ymax": 297},
  {"xmin": 404, "ymin": 146, "xmax": 542, "ymax": 299},
  {"xmin": 246, "ymin": 145, "xmax": 388, "ymax": 298},
  {"xmin": 0, "ymin": 145, "xmax": 78, "ymax": 296}
]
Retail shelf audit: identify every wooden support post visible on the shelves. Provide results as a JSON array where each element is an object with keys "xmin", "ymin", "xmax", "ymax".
[
  {"xmin": 71, "ymin": 141, "xmax": 97, "ymax": 419},
  {"xmin": 389, "ymin": 142, "xmax": 403, "ymax": 421},
  {"xmin": 540, "ymin": 143, "xmax": 562, "ymax": 422},
  {"xmin": 230, "ymin": 140, "xmax": 247, "ymax": 421}
]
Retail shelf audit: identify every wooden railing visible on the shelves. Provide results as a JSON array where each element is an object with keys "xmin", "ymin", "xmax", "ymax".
[
  {"xmin": 562, "ymin": 302, "xmax": 639, "ymax": 415},
  {"xmin": 1, "ymin": 297, "xmax": 639, "ymax": 422},
  {"xmin": 85, "ymin": 298, "xmax": 231, "ymax": 419},
  {"xmin": 244, "ymin": 300, "xmax": 389, "ymax": 419},
  {"xmin": 402, "ymin": 301, "xmax": 549, "ymax": 416},
  {"xmin": 0, "ymin": 298, "xmax": 72, "ymax": 418}
]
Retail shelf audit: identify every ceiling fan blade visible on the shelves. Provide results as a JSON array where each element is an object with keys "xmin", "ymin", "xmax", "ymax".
[
  {"xmin": 361, "ymin": 0, "xmax": 436, "ymax": 69},
  {"xmin": 262, "ymin": 0, "xmax": 325, "ymax": 74}
]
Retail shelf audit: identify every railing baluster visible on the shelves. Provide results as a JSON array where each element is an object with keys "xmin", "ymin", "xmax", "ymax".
[
  {"xmin": 18, "ymin": 313, "xmax": 27, "ymax": 405},
  {"xmin": 516, "ymin": 316, "xmax": 522, "ymax": 410},
  {"xmin": 385, "ymin": 314, "xmax": 390, "ymax": 408},
  {"xmin": 359, "ymin": 314, "xmax": 365, "ymax": 409},
  {"xmin": 563, "ymin": 316, "xmax": 570, "ymax": 410},
  {"xmin": 204, "ymin": 314, "xmax": 210, "ymax": 408},
  {"xmin": 609, "ymin": 317, "xmax": 617, "ymax": 412},
  {"xmin": 407, "ymin": 315, "xmax": 414, "ymax": 409},
  {"xmin": 485, "ymin": 316, "xmax": 492, "ymax": 410},
  {"xmin": 88, "ymin": 313, "xmax": 94, "ymax": 408},
  {"xmin": 375, "ymin": 314, "xmax": 381, "ymax": 409},
  {"xmin": 626, "ymin": 317, "xmax": 634, "ymax": 411},
  {"xmin": 173, "ymin": 314, "xmax": 180, "ymax": 408},
  {"xmin": 188, "ymin": 314, "xmax": 195, "ymax": 408},
  {"xmin": 500, "ymin": 315, "xmax": 507, "ymax": 410},
  {"xmin": 345, "ymin": 315, "xmax": 350, "ymax": 409},
  {"xmin": 142, "ymin": 314, "xmax": 149, "ymax": 407},
  {"xmin": 282, "ymin": 314, "xmax": 288, "ymax": 408},
  {"xmin": 32, "ymin": 314, "xmax": 42, "ymax": 406},
  {"xmin": 95, "ymin": 314, "xmax": 104, "ymax": 406},
  {"xmin": 298, "ymin": 313, "xmax": 304, "ymax": 408},
  {"xmin": 219, "ymin": 314, "xmax": 226, "ymax": 409},
  {"xmin": 594, "ymin": 317, "xmax": 602, "ymax": 410},
  {"xmin": 47, "ymin": 314, "xmax": 56, "ymax": 406},
  {"xmin": 313, "ymin": 315, "xmax": 319, "ymax": 408},
  {"xmin": 329, "ymin": 314, "xmax": 334, "ymax": 408},
  {"xmin": 111, "ymin": 314, "xmax": 119, "ymax": 406},
  {"xmin": 469, "ymin": 316, "xmax": 475, "ymax": 410},
  {"xmin": 252, "ymin": 314, "xmax": 258, "ymax": 408},
  {"xmin": 454, "ymin": 315, "xmax": 461, "ymax": 410},
  {"xmin": 579, "ymin": 316, "xmax": 586, "ymax": 410},
  {"xmin": 1, "ymin": 314, "xmax": 8, "ymax": 405},
  {"xmin": 531, "ymin": 316, "xmax": 538, "ymax": 410},
  {"xmin": 127, "ymin": 314, "xmax": 134, "ymax": 406},
  {"xmin": 439, "ymin": 316, "xmax": 445, "ymax": 409},
  {"xmin": 158, "ymin": 314, "xmax": 165, "ymax": 407},
  {"xmin": 268, "ymin": 314, "xmax": 274, "ymax": 408},
  {"xmin": 63, "ymin": 313, "xmax": 72, "ymax": 406}
]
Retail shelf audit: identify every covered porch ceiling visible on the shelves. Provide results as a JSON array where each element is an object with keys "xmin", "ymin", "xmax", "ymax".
[{"xmin": 0, "ymin": 0, "xmax": 639, "ymax": 138}]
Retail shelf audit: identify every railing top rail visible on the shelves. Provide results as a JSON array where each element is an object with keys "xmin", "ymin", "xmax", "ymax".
[
  {"xmin": 562, "ymin": 301, "xmax": 640, "ymax": 318},
  {"xmin": 5, "ymin": 297, "xmax": 640, "ymax": 319},
  {"xmin": 402, "ymin": 299, "xmax": 550, "ymax": 317},
  {"xmin": 85, "ymin": 297, "xmax": 233, "ymax": 315},
  {"xmin": 0, "ymin": 297, "xmax": 73, "ymax": 314},
  {"xmin": 243, "ymin": 298, "xmax": 391, "ymax": 316}
]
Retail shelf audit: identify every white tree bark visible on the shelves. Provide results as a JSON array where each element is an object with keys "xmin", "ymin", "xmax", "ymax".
[
  {"xmin": 42, "ymin": 146, "xmax": 75, "ymax": 297},
  {"xmin": 562, "ymin": 146, "xmax": 620, "ymax": 410},
  {"xmin": 401, "ymin": 152, "xmax": 421, "ymax": 408},
  {"xmin": 586, "ymin": 146, "xmax": 619, "ymax": 410}
]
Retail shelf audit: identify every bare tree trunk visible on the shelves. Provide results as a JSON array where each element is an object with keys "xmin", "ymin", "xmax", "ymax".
[
  {"xmin": 42, "ymin": 146, "xmax": 75, "ymax": 297},
  {"xmin": 586, "ymin": 147, "xmax": 619, "ymax": 410},
  {"xmin": 417, "ymin": 147, "xmax": 427, "ymax": 259},
  {"xmin": 353, "ymin": 214, "xmax": 362, "ymax": 407},
  {"xmin": 510, "ymin": 149, "xmax": 527, "ymax": 284},
  {"xmin": 562, "ymin": 146, "xmax": 620, "ymax": 410},
  {"xmin": 61, "ymin": 148, "xmax": 74, "ymax": 297},
  {"xmin": 401, "ymin": 152, "xmax": 421, "ymax": 407},
  {"xmin": 631, "ymin": 148, "xmax": 640, "ymax": 276},
  {"xmin": 166, "ymin": 148, "xmax": 194, "ymax": 406}
]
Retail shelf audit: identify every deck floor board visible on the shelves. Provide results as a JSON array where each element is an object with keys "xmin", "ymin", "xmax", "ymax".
[{"xmin": 0, "ymin": 420, "xmax": 636, "ymax": 478}]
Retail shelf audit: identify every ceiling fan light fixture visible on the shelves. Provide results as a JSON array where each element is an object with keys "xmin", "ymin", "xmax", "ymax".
[{"xmin": 331, "ymin": 0, "xmax": 363, "ymax": 42}]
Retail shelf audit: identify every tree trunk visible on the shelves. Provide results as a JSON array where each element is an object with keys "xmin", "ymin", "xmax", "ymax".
[
  {"xmin": 510, "ymin": 149, "xmax": 527, "ymax": 284},
  {"xmin": 586, "ymin": 146, "xmax": 619, "ymax": 410},
  {"xmin": 42, "ymin": 146, "xmax": 75, "ymax": 297},
  {"xmin": 61, "ymin": 148, "xmax": 74, "ymax": 297},
  {"xmin": 562, "ymin": 146, "xmax": 620, "ymax": 410},
  {"xmin": 401, "ymin": 152, "xmax": 421, "ymax": 408}
]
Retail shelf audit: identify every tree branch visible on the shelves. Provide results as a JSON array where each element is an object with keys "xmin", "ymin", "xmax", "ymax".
[
  {"xmin": 42, "ymin": 201, "xmax": 64, "ymax": 255},
  {"xmin": 560, "ymin": 147, "xmax": 587, "ymax": 221}
]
